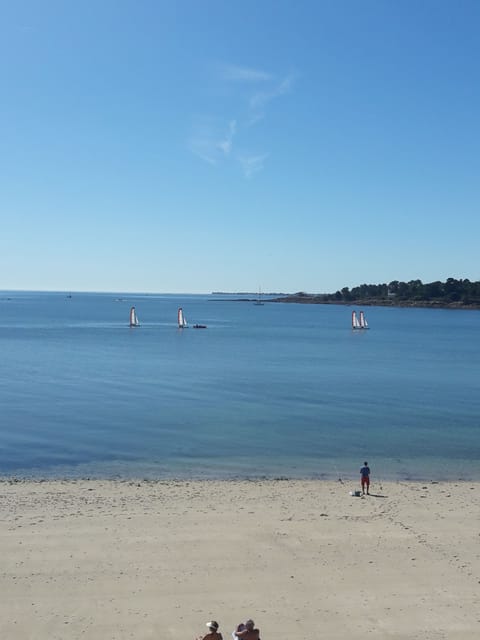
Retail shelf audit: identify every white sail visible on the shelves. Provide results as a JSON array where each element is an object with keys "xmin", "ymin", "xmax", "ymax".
[
  {"xmin": 352, "ymin": 310, "xmax": 360, "ymax": 329},
  {"xmin": 359, "ymin": 310, "xmax": 369, "ymax": 329},
  {"xmin": 129, "ymin": 306, "xmax": 139, "ymax": 327},
  {"xmin": 178, "ymin": 307, "xmax": 187, "ymax": 328}
]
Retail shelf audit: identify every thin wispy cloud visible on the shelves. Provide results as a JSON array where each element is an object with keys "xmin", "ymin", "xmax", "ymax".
[
  {"xmin": 239, "ymin": 153, "xmax": 269, "ymax": 178},
  {"xmin": 216, "ymin": 120, "xmax": 236, "ymax": 155},
  {"xmin": 220, "ymin": 64, "xmax": 272, "ymax": 82},
  {"xmin": 189, "ymin": 64, "xmax": 295, "ymax": 177},
  {"xmin": 249, "ymin": 73, "xmax": 295, "ymax": 118},
  {"xmin": 189, "ymin": 142, "xmax": 217, "ymax": 165},
  {"xmin": 189, "ymin": 118, "xmax": 237, "ymax": 165}
]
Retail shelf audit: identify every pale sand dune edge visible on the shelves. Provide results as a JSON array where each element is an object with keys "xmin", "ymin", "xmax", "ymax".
[{"xmin": 1, "ymin": 479, "xmax": 479, "ymax": 640}]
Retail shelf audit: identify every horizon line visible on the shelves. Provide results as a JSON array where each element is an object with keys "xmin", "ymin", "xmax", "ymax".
[{"xmin": 0, "ymin": 288, "xmax": 293, "ymax": 296}]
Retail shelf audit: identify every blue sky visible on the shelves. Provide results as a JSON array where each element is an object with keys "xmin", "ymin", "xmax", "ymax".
[{"xmin": 1, "ymin": 1, "xmax": 479, "ymax": 293}]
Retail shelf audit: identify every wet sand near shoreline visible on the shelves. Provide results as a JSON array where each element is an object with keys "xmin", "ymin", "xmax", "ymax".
[{"xmin": 1, "ymin": 479, "xmax": 479, "ymax": 639}]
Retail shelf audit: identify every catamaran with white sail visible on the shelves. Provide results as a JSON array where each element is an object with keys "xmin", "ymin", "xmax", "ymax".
[
  {"xmin": 177, "ymin": 307, "xmax": 188, "ymax": 328},
  {"xmin": 359, "ymin": 310, "xmax": 369, "ymax": 329},
  {"xmin": 129, "ymin": 306, "xmax": 140, "ymax": 327},
  {"xmin": 352, "ymin": 310, "xmax": 369, "ymax": 330}
]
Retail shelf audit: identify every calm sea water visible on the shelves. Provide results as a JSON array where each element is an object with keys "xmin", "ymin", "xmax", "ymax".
[{"xmin": 1, "ymin": 291, "xmax": 479, "ymax": 481}]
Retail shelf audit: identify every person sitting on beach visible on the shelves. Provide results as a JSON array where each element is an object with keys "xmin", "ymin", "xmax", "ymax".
[
  {"xmin": 360, "ymin": 461, "xmax": 371, "ymax": 495},
  {"xmin": 233, "ymin": 619, "xmax": 260, "ymax": 640},
  {"xmin": 197, "ymin": 620, "xmax": 223, "ymax": 640}
]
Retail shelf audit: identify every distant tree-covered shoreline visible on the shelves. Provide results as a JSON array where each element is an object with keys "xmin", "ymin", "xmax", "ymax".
[{"xmin": 273, "ymin": 278, "xmax": 480, "ymax": 308}]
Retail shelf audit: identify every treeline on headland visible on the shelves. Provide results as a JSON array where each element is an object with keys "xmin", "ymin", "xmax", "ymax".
[{"xmin": 272, "ymin": 278, "xmax": 480, "ymax": 309}]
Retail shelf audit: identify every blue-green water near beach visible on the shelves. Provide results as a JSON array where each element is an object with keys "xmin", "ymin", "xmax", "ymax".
[{"xmin": 1, "ymin": 292, "xmax": 479, "ymax": 480}]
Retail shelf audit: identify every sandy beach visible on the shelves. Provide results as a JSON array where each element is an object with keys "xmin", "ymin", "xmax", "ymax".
[{"xmin": 1, "ymin": 479, "xmax": 479, "ymax": 639}]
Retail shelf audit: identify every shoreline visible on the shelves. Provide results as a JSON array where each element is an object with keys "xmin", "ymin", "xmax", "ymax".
[
  {"xmin": 2, "ymin": 478, "xmax": 479, "ymax": 639},
  {"xmin": 3, "ymin": 469, "xmax": 480, "ymax": 482},
  {"xmin": 2, "ymin": 476, "xmax": 480, "ymax": 488},
  {"xmin": 269, "ymin": 297, "xmax": 480, "ymax": 310},
  {"xmin": 2, "ymin": 455, "xmax": 480, "ymax": 483},
  {"xmin": 2, "ymin": 471, "xmax": 480, "ymax": 482}
]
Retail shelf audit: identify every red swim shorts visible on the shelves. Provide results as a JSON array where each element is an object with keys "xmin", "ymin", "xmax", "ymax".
[{"xmin": 361, "ymin": 477, "xmax": 370, "ymax": 486}]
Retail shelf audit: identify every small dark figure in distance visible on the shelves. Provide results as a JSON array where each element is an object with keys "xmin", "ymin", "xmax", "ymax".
[{"xmin": 360, "ymin": 461, "xmax": 370, "ymax": 495}]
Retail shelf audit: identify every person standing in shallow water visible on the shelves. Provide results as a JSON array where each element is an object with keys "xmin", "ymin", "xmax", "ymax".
[{"xmin": 360, "ymin": 461, "xmax": 370, "ymax": 495}]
